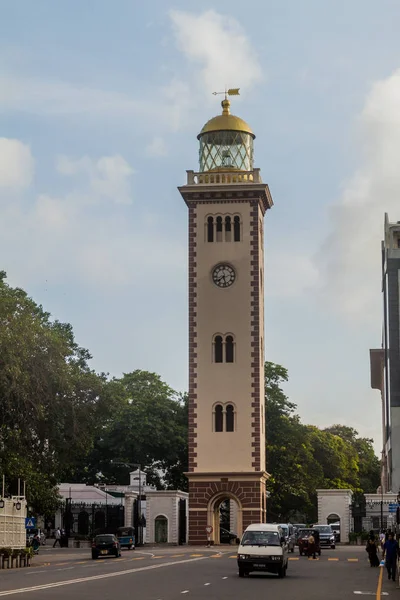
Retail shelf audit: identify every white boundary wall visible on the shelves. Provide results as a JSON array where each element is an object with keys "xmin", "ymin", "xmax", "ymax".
[
  {"xmin": 317, "ymin": 489, "xmax": 353, "ymax": 543},
  {"xmin": 145, "ymin": 491, "xmax": 189, "ymax": 545},
  {"xmin": 0, "ymin": 497, "xmax": 27, "ymax": 548}
]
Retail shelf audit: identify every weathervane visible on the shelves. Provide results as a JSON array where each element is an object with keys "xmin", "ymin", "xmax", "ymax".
[{"xmin": 212, "ymin": 87, "xmax": 240, "ymax": 99}]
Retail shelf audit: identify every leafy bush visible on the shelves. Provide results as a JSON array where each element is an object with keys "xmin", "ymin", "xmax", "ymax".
[{"xmin": 349, "ymin": 532, "xmax": 358, "ymax": 543}]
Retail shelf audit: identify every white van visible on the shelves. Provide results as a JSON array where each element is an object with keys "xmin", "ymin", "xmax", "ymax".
[{"xmin": 237, "ymin": 523, "xmax": 288, "ymax": 578}]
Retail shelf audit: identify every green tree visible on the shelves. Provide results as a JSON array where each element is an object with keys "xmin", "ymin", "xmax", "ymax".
[
  {"xmin": 72, "ymin": 371, "xmax": 188, "ymax": 490},
  {"xmin": 264, "ymin": 362, "xmax": 381, "ymax": 522},
  {"xmin": 323, "ymin": 425, "xmax": 380, "ymax": 493},
  {"xmin": 0, "ymin": 271, "xmax": 115, "ymax": 514},
  {"xmin": 265, "ymin": 362, "xmax": 321, "ymax": 522}
]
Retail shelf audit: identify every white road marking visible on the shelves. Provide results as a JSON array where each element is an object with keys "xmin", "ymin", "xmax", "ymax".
[
  {"xmin": 353, "ymin": 593, "xmax": 388, "ymax": 596},
  {"xmin": 204, "ymin": 583, "xmax": 211, "ymax": 586},
  {"xmin": 181, "ymin": 592, "xmax": 189, "ymax": 595},
  {"xmin": 0, "ymin": 556, "xmax": 209, "ymax": 597},
  {"xmin": 24, "ymin": 571, "xmax": 47, "ymax": 576},
  {"xmin": 56, "ymin": 568, "xmax": 74, "ymax": 572},
  {"xmin": 222, "ymin": 576, "xmax": 228, "ymax": 579}
]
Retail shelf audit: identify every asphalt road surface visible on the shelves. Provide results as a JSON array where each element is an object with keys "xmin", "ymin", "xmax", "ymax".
[{"xmin": 0, "ymin": 545, "xmax": 394, "ymax": 599}]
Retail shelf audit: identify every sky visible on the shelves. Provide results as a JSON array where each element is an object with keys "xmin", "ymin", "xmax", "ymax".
[{"xmin": 1, "ymin": 0, "xmax": 400, "ymax": 455}]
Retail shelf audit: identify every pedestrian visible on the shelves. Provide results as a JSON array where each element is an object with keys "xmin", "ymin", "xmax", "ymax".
[
  {"xmin": 307, "ymin": 532, "xmax": 316, "ymax": 559},
  {"xmin": 368, "ymin": 530, "xmax": 376, "ymax": 542},
  {"xmin": 383, "ymin": 532, "xmax": 399, "ymax": 581},
  {"xmin": 53, "ymin": 527, "xmax": 61, "ymax": 548},
  {"xmin": 379, "ymin": 530, "xmax": 385, "ymax": 551},
  {"xmin": 366, "ymin": 538, "xmax": 379, "ymax": 567}
]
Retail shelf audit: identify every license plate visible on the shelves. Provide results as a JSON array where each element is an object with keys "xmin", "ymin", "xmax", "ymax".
[
  {"xmin": 253, "ymin": 563, "xmax": 264, "ymax": 567},
  {"xmin": 101, "ymin": 550, "xmax": 107, "ymax": 555}
]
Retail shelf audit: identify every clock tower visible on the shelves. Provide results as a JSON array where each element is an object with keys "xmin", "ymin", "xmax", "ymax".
[{"xmin": 179, "ymin": 96, "xmax": 273, "ymax": 544}]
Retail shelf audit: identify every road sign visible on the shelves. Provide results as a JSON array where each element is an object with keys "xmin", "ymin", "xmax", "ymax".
[
  {"xmin": 25, "ymin": 517, "xmax": 36, "ymax": 529},
  {"xmin": 205, "ymin": 525, "xmax": 213, "ymax": 534}
]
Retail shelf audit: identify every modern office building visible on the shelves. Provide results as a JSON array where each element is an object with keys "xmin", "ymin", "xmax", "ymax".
[{"xmin": 370, "ymin": 213, "xmax": 400, "ymax": 495}]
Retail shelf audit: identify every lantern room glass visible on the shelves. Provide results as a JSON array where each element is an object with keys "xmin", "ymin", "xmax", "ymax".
[{"xmin": 199, "ymin": 130, "xmax": 254, "ymax": 173}]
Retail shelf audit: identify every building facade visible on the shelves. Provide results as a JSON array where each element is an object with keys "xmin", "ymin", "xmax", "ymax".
[
  {"xmin": 179, "ymin": 97, "xmax": 273, "ymax": 544},
  {"xmin": 371, "ymin": 214, "xmax": 400, "ymax": 494}
]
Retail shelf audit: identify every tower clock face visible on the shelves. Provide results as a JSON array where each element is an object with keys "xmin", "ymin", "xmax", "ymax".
[{"xmin": 212, "ymin": 263, "xmax": 236, "ymax": 288}]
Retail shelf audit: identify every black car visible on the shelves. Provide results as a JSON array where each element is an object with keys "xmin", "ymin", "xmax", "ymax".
[
  {"xmin": 312, "ymin": 525, "xmax": 335, "ymax": 549},
  {"xmin": 92, "ymin": 534, "xmax": 121, "ymax": 559},
  {"xmin": 220, "ymin": 527, "xmax": 237, "ymax": 544}
]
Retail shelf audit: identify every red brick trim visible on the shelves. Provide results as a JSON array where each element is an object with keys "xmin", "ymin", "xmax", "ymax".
[
  {"xmin": 188, "ymin": 204, "xmax": 198, "ymax": 471},
  {"xmin": 187, "ymin": 478, "xmax": 266, "ymax": 544},
  {"xmin": 250, "ymin": 201, "xmax": 261, "ymax": 471}
]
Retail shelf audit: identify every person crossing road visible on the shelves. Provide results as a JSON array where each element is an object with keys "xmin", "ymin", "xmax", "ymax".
[
  {"xmin": 53, "ymin": 527, "xmax": 61, "ymax": 548},
  {"xmin": 383, "ymin": 532, "xmax": 399, "ymax": 581}
]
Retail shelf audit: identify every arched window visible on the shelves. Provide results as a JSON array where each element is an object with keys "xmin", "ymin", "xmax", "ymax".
[
  {"xmin": 225, "ymin": 216, "xmax": 232, "ymax": 242},
  {"xmin": 207, "ymin": 216, "xmax": 214, "ymax": 242},
  {"xmin": 215, "ymin": 405, "xmax": 223, "ymax": 432},
  {"xmin": 214, "ymin": 335, "xmax": 223, "ymax": 363},
  {"xmin": 225, "ymin": 335, "xmax": 234, "ymax": 363},
  {"xmin": 216, "ymin": 216, "xmax": 223, "ymax": 241},
  {"xmin": 234, "ymin": 216, "xmax": 241, "ymax": 242},
  {"xmin": 226, "ymin": 404, "xmax": 235, "ymax": 432}
]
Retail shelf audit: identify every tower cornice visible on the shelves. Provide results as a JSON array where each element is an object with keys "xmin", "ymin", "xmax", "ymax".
[{"xmin": 178, "ymin": 183, "xmax": 273, "ymax": 214}]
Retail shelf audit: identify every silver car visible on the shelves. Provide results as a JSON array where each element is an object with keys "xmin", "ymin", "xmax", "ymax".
[{"xmin": 277, "ymin": 523, "xmax": 295, "ymax": 553}]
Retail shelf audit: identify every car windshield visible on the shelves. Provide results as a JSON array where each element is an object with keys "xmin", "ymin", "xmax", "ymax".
[
  {"xmin": 278, "ymin": 525, "xmax": 288, "ymax": 535},
  {"xmin": 298, "ymin": 529, "xmax": 313, "ymax": 537},
  {"xmin": 95, "ymin": 535, "xmax": 114, "ymax": 543},
  {"xmin": 314, "ymin": 526, "xmax": 332, "ymax": 533},
  {"xmin": 241, "ymin": 531, "xmax": 281, "ymax": 546},
  {"xmin": 118, "ymin": 529, "xmax": 131, "ymax": 536}
]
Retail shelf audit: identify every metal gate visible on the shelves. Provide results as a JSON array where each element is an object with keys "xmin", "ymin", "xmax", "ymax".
[{"xmin": 178, "ymin": 498, "xmax": 187, "ymax": 545}]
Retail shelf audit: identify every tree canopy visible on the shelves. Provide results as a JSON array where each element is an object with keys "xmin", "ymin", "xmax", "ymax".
[
  {"xmin": 0, "ymin": 272, "xmax": 381, "ymax": 519},
  {"xmin": 265, "ymin": 361, "xmax": 380, "ymax": 522}
]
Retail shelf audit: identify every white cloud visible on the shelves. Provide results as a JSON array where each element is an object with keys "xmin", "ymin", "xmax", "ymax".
[
  {"xmin": 0, "ymin": 74, "xmax": 148, "ymax": 118},
  {"xmin": 315, "ymin": 68, "xmax": 400, "ymax": 320},
  {"xmin": 267, "ymin": 252, "xmax": 319, "ymax": 298},
  {"xmin": 56, "ymin": 155, "xmax": 134, "ymax": 205},
  {"xmin": 0, "ymin": 138, "xmax": 34, "ymax": 190},
  {"xmin": 169, "ymin": 9, "xmax": 262, "ymax": 93},
  {"xmin": 145, "ymin": 136, "xmax": 168, "ymax": 157},
  {"xmin": 0, "ymin": 146, "xmax": 185, "ymax": 288},
  {"xmin": 0, "ymin": 10, "xmax": 260, "ymax": 135},
  {"xmin": 0, "ymin": 73, "xmax": 192, "ymax": 134}
]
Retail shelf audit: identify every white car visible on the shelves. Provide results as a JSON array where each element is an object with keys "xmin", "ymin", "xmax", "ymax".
[{"xmin": 237, "ymin": 523, "xmax": 289, "ymax": 578}]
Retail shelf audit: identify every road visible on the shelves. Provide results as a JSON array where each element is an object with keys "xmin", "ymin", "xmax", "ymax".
[{"xmin": 0, "ymin": 545, "xmax": 394, "ymax": 599}]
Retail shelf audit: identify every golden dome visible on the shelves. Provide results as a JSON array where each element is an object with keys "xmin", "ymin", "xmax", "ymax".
[{"xmin": 197, "ymin": 99, "xmax": 255, "ymax": 139}]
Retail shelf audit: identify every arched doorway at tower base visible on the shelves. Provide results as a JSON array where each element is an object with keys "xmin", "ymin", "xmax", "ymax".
[{"xmin": 207, "ymin": 492, "xmax": 242, "ymax": 545}]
